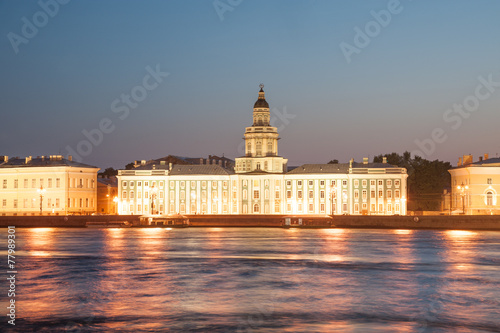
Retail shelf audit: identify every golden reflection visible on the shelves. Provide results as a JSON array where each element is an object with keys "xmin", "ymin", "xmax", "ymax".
[
  {"xmin": 393, "ymin": 229, "xmax": 413, "ymax": 235},
  {"xmin": 445, "ymin": 230, "xmax": 478, "ymax": 239},
  {"xmin": 27, "ymin": 227, "xmax": 55, "ymax": 248},
  {"xmin": 209, "ymin": 228, "xmax": 223, "ymax": 232},
  {"xmin": 29, "ymin": 251, "xmax": 51, "ymax": 257}
]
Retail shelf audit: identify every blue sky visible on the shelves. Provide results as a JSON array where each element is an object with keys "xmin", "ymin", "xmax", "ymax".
[{"xmin": 1, "ymin": 0, "xmax": 500, "ymax": 169}]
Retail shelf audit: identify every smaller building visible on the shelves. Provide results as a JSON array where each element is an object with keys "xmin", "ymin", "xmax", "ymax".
[
  {"xmin": 0, "ymin": 155, "xmax": 99, "ymax": 216},
  {"xmin": 97, "ymin": 176, "xmax": 118, "ymax": 214},
  {"xmin": 449, "ymin": 154, "xmax": 500, "ymax": 215}
]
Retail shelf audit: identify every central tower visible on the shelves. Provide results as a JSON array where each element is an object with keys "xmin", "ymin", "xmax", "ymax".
[{"xmin": 235, "ymin": 84, "xmax": 288, "ymax": 173}]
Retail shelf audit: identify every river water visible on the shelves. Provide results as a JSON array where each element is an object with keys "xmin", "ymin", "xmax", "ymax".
[{"xmin": 2, "ymin": 227, "xmax": 500, "ymax": 332}]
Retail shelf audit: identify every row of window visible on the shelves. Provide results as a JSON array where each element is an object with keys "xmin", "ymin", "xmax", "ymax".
[
  {"xmin": 286, "ymin": 179, "xmax": 401, "ymax": 187},
  {"xmin": 453, "ymin": 178, "xmax": 494, "ymax": 185},
  {"xmin": 1, "ymin": 198, "xmax": 93, "ymax": 209},
  {"xmin": 0, "ymin": 178, "xmax": 95, "ymax": 189}
]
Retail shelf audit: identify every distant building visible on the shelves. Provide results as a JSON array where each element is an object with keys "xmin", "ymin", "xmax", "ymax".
[
  {"xmin": 97, "ymin": 176, "xmax": 118, "ymax": 214},
  {"xmin": 0, "ymin": 155, "xmax": 99, "ymax": 216},
  {"xmin": 449, "ymin": 154, "xmax": 500, "ymax": 214},
  {"xmin": 117, "ymin": 85, "xmax": 408, "ymax": 216}
]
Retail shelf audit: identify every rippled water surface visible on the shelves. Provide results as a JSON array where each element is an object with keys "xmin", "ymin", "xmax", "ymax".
[{"xmin": 2, "ymin": 227, "xmax": 500, "ymax": 332}]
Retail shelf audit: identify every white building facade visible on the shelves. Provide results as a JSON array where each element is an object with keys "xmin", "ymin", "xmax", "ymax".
[{"xmin": 117, "ymin": 86, "xmax": 408, "ymax": 216}]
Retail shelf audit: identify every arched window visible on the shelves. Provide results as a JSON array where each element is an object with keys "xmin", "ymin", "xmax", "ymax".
[
  {"xmin": 253, "ymin": 204, "xmax": 260, "ymax": 213},
  {"xmin": 486, "ymin": 191, "xmax": 493, "ymax": 206}
]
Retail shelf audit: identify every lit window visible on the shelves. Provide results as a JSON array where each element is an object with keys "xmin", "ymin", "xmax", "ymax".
[
  {"xmin": 378, "ymin": 180, "xmax": 383, "ymax": 186},
  {"xmin": 395, "ymin": 180, "xmax": 400, "ymax": 187},
  {"xmin": 387, "ymin": 180, "xmax": 392, "ymax": 187},
  {"xmin": 378, "ymin": 190, "xmax": 383, "ymax": 198},
  {"xmin": 387, "ymin": 191, "xmax": 392, "ymax": 199},
  {"xmin": 370, "ymin": 180, "xmax": 375, "ymax": 186},
  {"xmin": 362, "ymin": 190, "xmax": 367, "ymax": 200},
  {"xmin": 298, "ymin": 180, "xmax": 302, "ymax": 186},
  {"xmin": 343, "ymin": 180, "xmax": 347, "ymax": 186},
  {"xmin": 487, "ymin": 178, "xmax": 493, "ymax": 185},
  {"xmin": 254, "ymin": 190, "xmax": 259, "ymax": 199},
  {"xmin": 486, "ymin": 192, "xmax": 494, "ymax": 206},
  {"xmin": 122, "ymin": 181, "xmax": 127, "ymax": 187},
  {"xmin": 320, "ymin": 180, "xmax": 325, "ymax": 186},
  {"xmin": 362, "ymin": 180, "xmax": 367, "ymax": 187},
  {"xmin": 354, "ymin": 180, "xmax": 359, "ymax": 187},
  {"xmin": 287, "ymin": 190, "xmax": 291, "ymax": 199},
  {"xmin": 309, "ymin": 191, "xmax": 313, "ymax": 199},
  {"xmin": 286, "ymin": 180, "xmax": 291, "ymax": 186},
  {"xmin": 297, "ymin": 190, "xmax": 302, "ymax": 199},
  {"xmin": 309, "ymin": 180, "xmax": 313, "ymax": 186},
  {"xmin": 320, "ymin": 190, "xmax": 325, "ymax": 199}
]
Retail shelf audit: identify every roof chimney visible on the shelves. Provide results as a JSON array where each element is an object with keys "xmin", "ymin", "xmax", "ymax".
[
  {"xmin": 141, "ymin": 160, "xmax": 146, "ymax": 166},
  {"xmin": 458, "ymin": 157, "xmax": 462, "ymax": 167},
  {"xmin": 382, "ymin": 157, "xmax": 387, "ymax": 164},
  {"xmin": 25, "ymin": 156, "xmax": 32, "ymax": 164},
  {"xmin": 463, "ymin": 155, "xmax": 473, "ymax": 166},
  {"xmin": 479, "ymin": 156, "xmax": 483, "ymax": 162},
  {"xmin": 68, "ymin": 155, "xmax": 72, "ymax": 161},
  {"xmin": 363, "ymin": 157, "xmax": 368, "ymax": 164},
  {"xmin": 349, "ymin": 158, "xmax": 354, "ymax": 168},
  {"xmin": 169, "ymin": 163, "xmax": 172, "ymax": 171},
  {"xmin": 3, "ymin": 156, "xmax": 8, "ymax": 163},
  {"xmin": 485, "ymin": 153, "xmax": 489, "ymax": 160},
  {"xmin": 160, "ymin": 160, "xmax": 165, "ymax": 165}
]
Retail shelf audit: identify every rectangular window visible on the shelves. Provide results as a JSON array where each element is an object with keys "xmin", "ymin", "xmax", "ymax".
[
  {"xmin": 254, "ymin": 190, "xmax": 259, "ymax": 199},
  {"xmin": 287, "ymin": 203, "xmax": 292, "ymax": 212},
  {"xmin": 371, "ymin": 191, "xmax": 375, "ymax": 199},
  {"xmin": 298, "ymin": 203, "xmax": 302, "ymax": 212},
  {"xmin": 387, "ymin": 203, "xmax": 392, "ymax": 213},
  {"xmin": 122, "ymin": 181, "xmax": 127, "ymax": 187},
  {"xmin": 287, "ymin": 190, "xmax": 292, "ymax": 199},
  {"xmin": 56, "ymin": 178, "xmax": 61, "ymax": 188},
  {"xmin": 395, "ymin": 203, "xmax": 400, "ymax": 213},
  {"xmin": 138, "ymin": 204, "xmax": 142, "ymax": 212},
  {"xmin": 130, "ymin": 191, "xmax": 135, "ymax": 199},
  {"xmin": 320, "ymin": 180, "xmax": 325, "ymax": 186},
  {"xmin": 223, "ymin": 181, "xmax": 227, "ymax": 188},
  {"xmin": 14, "ymin": 179, "xmax": 18, "ymax": 189},
  {"xmin": 2, "ymin": 179, "xmax": 7, "ymax": 188},
  {"xmin": 378, "ymin": 190, "xmax": 383, "ymax": 198},
  {"xmin": 354, "ymin": 180, "xmax": 359, "ymax": 187},
  {"xmin": 169, "ymin": 181, "xmax": 174, "ymax": 188},
  {"xmin": 320, "ymin": 203, "xmax": 325, "ymax": 212},
  {"xmin": 46, "ymin": 178, "xmax": 51, "ymax": 188},
  {"xmin": 297, "ymin": 190, "xmax": 302, "ymax": 199},
  {"xmin": 320, "ymin": 190, "xmax": 325, "ymax": 199},
  {"xmin": 362, "ymin": 180, "xmax": 367, "ymax": 187},
  {"xmin": 379, "ymin": 203, "xmax": 383, "ymax": 212},
  {"xmin": 309, "ymin": 180, "xmax": 313, "ymax": 186},
  {"xmin": 180, "ymin": 191, "xmax": 185, "ymax": 200},
  {"xmin": 56, "ymin": 198, "xmax": 60, "ymax": 208},
  {"xmin": 191, "ymin": 181, "xmax": 196, "ymax": 188},
  {"xmin": 24, "ymin": 179, "xmax": 28, "ymax": 188},
  {"xmin": 309, "ymin": 203, "xmax": 314, "ymax": 212},
  {"xmin": 395, "ymin": 180, "xmax": 400, "ymax": 187},
  {"xmin": 275, "ymin": 191, "xmax": 280, "ymax": 199},
  {"xmin": 354, "ymin": 190, "xmax": 359, "ymax": 199},
  {"xmin": 331, "ymin": 180, "xmax": 336, "ymax": 186},
  {"xmin": 253, "ymin": 180, "xmax": 259, "ymax": 187},
  {"xmin": 387, "ymin": 180, "xmax": 392, "ymax": 187},
  {"xmin": 180, "ymin": 181, "xmax": 184, "ymax": 188},
  {"xmin": 362, "ymin": 190, "xmax": 367, "ymax": 200},
  {"xmin": 160, "ymin": 191, "xmax": 164, "ymax": 199},
  {"xmin": 13, "ymin": 199, "xmax": 17, "ymax": 209},
  {"xmin": 2, "ymin": 199, "xmax": 6, "ymax": 208},
  {"xmin": 387, "ymin": 191, "xmax": 392, "ymax": 199},
  {"xmin": 23, "ymin": 199, "xmax": 28, "ymax": 208},
  {"xmin": 286, "ymin": 180, "xmax": 291, "ymax": 186},
  {"xmin": 354, "ymin": 203, "xmax": 359, "ymax": 213},
  {"xmin": 370, "ymin": 180, "xmax": 375, "ymax": 186},
  {"xmin": 298, "ymin": 180, "xmax": 302, "ymax": 186},
  {"xmin": 275, "ymin": 202, "xmax": 280, "ymax": 213},
  {"xmin": 395, "ymin": 190, "xmax": 400, "ymax": 199},
  {"xmin": 487, "ymin": 178, "xmax": 492, "ymax": 185},
  {"xmin": 47, "ymin": 198, "xmax": 51, "ymax": 208},
  {"xmin": 86, "ymin": 198, "xmax": 89, "ymax": 208},
  {"xmin": 32, "ymin": 179, "xmax": 36, "ymax": 188},
  {"xmin": 378, "ymin": 180, "xmax": 383, "ymax": 186},
  {"xmin": 122, "ymin": 191, "xmax": 127, "ymax": 199},
  {"xmin": 343, "ymin": 180, "xmax": 347, "ymax": 186},
  {"xmin": 309, "ymin": 190, "xmax": 313, "ymax": 199}
]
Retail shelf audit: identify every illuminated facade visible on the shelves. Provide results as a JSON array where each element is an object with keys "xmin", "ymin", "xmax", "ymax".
[
  {"xmin": 449, "ymin": 154, "xmax": 500, "ymax": 215},
  {"xmin": 117, "ymin": 86, "xmax": 408, "ymax": 216},
  {"xmin": 0, "ymin": 155, "xmax": 99, "ymax": 215}
]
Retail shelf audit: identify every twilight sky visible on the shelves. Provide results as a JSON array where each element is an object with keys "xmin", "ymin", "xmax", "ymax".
[{"xmin": 1, "ymin": 0, "xmax": 500, "ymax": 170}]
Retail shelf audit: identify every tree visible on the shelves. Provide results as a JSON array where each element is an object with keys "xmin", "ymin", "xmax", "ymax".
[
  {"xmin": 125, "ymin": 162, "xmax": 135, "ymax": 170},
  {"xmin": 328, "ymin": 159, "xmax": 339, "ymax": 164},
  {"xmin": 98, "ymin": 167, "xmax": 118, "ymax": 178},
  {"xmin": 373, "ymin": 151, "xmax": 452, "ymax": 211}
]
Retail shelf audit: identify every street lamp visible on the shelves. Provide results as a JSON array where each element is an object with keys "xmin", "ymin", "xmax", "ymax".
[
  {"xmin": 330, "ymin": 183, "xmax": 337, "ymax": 216},
  {"xmin": 37, "ymin": 186, "xmax": 46, "ymax": 215},
  {"xmin": 113, "ymin": 196, "xmax": 118, "ymax": 215},
  {"xmin": 149, "ymin": 184, "xmax": 158, "ymax": 215},
  {"xmin": 457, "ymin": 182, "xmax": 469, "ymax": 214}
]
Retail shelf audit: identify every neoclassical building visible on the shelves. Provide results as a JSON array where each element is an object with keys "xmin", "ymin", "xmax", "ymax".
[
  {"xmin": 0, "ymin": 155, "xmax": 99, "ymax": 215},
  {"xmin": 117, "ymin": 85, "xmax": 408, "ymax": 216},
  {"xmin": 449, "ymin": 154, "xmax": 500, "ymax": 215}
]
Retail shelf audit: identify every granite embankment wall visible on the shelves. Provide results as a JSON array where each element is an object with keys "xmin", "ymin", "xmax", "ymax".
[
  {"xmin": 1, "ymin": 215, "xmax": 500, "ymax": 230},
  {"xmin": 332, "ymin": 215, "xmax": 500, "ymax": 230},
  {"xmin": 0, "ymin": 215, "xmax": 139, "ymax": 228}
]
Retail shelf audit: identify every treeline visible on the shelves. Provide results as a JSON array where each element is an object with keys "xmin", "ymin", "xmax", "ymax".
[{"xmin": 372, "ymin": 152, "xmax": 452, "ymax": 211}]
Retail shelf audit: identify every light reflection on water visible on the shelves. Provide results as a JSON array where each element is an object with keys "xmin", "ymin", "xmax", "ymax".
[{"xmin": 3, "ymin": 227, "xmax": 500, "ymax": 332}]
